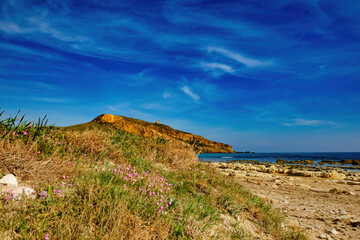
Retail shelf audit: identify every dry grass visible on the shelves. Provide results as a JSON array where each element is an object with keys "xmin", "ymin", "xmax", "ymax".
[
  {"xmin": 140, "ymin": 139, "xmax": 198, "ymax": 170},
  {"xmin": 64, "ymin": 129, "xmax": 124, "ymax": 162},
  {"xmin": 64, "ymin": 129, "xmax": 110, "ymax": 155},
  {"xmin": 0, "ymin": 138, "xmax": 76, "ymax": 184}
]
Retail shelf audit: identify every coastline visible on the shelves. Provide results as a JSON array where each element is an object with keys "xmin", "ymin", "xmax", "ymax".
[{"xmin": 203, "ymin": 161, "xmax": 360, "ymax": 181}]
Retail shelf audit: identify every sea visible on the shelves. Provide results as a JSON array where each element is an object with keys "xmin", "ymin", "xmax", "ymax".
[{"xmin": 198, "ymin": 152, "xmax": 360, "ymax": 171}]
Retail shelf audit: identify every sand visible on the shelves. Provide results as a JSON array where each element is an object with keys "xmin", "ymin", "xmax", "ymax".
[{"xmin": 207, "ymin": 163, "xmax": 360, "ymax": 240}]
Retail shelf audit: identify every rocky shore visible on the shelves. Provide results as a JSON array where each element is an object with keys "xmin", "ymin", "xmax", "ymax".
[
  {"xmin": 204, "ymin": 161, "xmax": 360, "ymax": 240},
  {"xmin": 205, "ymin": 161, "xmax": 360, "ymax": 181}
]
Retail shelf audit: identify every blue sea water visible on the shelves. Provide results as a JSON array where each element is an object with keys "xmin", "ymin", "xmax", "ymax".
[{"xmin": 198, "ymin": 152, "xmax": 360, "ymax": 170}]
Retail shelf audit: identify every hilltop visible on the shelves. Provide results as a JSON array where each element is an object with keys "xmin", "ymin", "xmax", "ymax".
[{"xmin": 66, "ymin": 114, "xmax": 234, "ymax": 153}]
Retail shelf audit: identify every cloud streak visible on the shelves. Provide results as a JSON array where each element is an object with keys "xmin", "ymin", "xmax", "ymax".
[
  {"xmin": 208, "ymin": 46, "xmax": 272, "ymax": 68},
  {"xmin": 284, "ymin": 119, "xmax": 339, "ymax": 127},
  {"xmin": 181, "ymin": 86, "xmax": 200, "ymax": 102},
  {"xmin": 200, "ymin": 62, "xmax": 234, "ymax": 76}
]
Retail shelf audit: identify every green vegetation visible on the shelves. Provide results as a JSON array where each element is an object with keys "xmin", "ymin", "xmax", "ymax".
[{"xmin": 0, "ymin": 111, "xmax": 307, "ymax": 239}]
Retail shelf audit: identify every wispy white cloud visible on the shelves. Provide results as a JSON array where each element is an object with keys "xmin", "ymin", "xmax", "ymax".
[
  {"xmin": 107, "ymin": 103, "xmax": 130, "ymax": 113},
  {"xmin": 163, "ymin": 91, "xmax": 175, "ymax": 99},
  {"xmin": 0, "ymin": 18, "xmax": 88, "ymax": 43},
  {"xmin": 284, "ymin": 118, "xmax": 339, "ymax": 127},
  {"xmin": 200, "ymin": 62, "xmax": 234, "ymax": 76},
  {"xmin": 0, "ymin": 21, "xmax": 29, "ymax": 34},
  {"xmin": 0, "ymin": 42, "xmax": 63, "ymax": 61},
  {"xmin": 162, "ymin": 0, "xmax": 266, "ymax": 38},
  {"xmin": 181, "ymin": 86, "xmax": 200, "ymax": 102},
  {"xmin": 141, "ymin": 103, "xmax": 168, "ymax": 111},
  {"xmin": 208, "ymin": 46, "xmax": 272, "ymax": 68},
  {"xmin": 32, "ymin": 97, "xmax": 68, "ymax": 103}
]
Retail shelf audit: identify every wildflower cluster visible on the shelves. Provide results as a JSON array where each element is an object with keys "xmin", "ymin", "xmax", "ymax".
[
  {"xmin": 33, "ymin": 185, "xmax": 66, "ymax": 201},
  {"xmin": 43, "ymin": 130, "xmax": 63, "ymax": 146},
  {"xmin": 113, "ymin": 163, "xmax": 176, "ymax": 213},
  {"xmin": 2, "ymin": 189, "xmax": 16, "ymax": 202}
]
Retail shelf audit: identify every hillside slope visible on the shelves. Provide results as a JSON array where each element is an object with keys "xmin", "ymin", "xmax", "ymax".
[
  {"xmin": 1, "ymin": 111, "xmax": 306, "ymax": 239},
  {"xmin": 75, "ymin": 114, "xmax": 234, "ymax": 153}
]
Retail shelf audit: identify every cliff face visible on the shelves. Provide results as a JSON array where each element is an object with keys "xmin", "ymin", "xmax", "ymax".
[{"xmin": 92, "ymin": 114, "xmax": 234, "ymax": 153}]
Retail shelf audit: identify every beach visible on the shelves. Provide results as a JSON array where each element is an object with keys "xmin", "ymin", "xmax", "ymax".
[{"xmin": 205, "ymin": 162, "xmax": 360, "ymax": 240}]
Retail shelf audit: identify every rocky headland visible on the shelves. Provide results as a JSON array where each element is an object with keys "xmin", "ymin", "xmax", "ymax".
[{"xmin": 79, "ymin": 114, "xmax": 234, "ymax": 153}]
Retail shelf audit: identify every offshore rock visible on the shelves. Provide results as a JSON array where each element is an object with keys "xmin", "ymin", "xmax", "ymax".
[{"xmin": 92, "ymin": 114, "xmax": 234, "ymax": 153}]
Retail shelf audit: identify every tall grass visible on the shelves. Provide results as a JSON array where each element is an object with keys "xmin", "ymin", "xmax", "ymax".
[
  {"xmin": 0, "ymin": 111, "xmax": 307, "ymax": 239},
  {"xmin": 1, "ymin": 110, "xmax": 52, "ymax": 142}
]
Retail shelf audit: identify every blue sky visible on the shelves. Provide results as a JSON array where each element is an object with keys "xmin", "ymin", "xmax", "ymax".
[{"xmin": 1, "ymin": 0, "xmax": 360, "ymax": 152}]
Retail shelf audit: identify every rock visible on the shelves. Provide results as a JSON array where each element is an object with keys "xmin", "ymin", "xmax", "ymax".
[
  {"xmin": 329, "ymin": 171, "xmax": 346, "ymax": 180},
  {"xmin": 0, "ymin": 186, "xmax": 36, "ymax": 200},
  {"xmin": 340, "ymin": 210, "xmax": 347, "ymax": 215},
  {"xmin": 348, "ymin": 191, "xmax": 356, "ymax": 196},
  {"xmin": 12, "ymin": 187, "xmax": 36, "ymax": 200},
  {"xmin": 350, "ymin": 219, "xmax": 360, "ymax": 227},
  {"xmin": 329, "ymin": 188, "xmax": 341, "ymax": 194},
  {"xmin": 0, "ymin": 174, "xmax": 18, "ymax": 187},
  {"xmin": 330, "ymin": 229, "xmax": 339, "ymax": 235},
  {"xmin": 267, "ymin": 165, "xmax": 278, "ymax": 173},
  {"xmin": 257, "ymin": 165, "xmax": 266, "ymax": 171},
  {"xmin": 334, "ymin": 215, "xmax": 351, "ymax": 222},
  {"xmin": 297, "ymin": 183, "xmax": 310, "ymax": 190},
  {"xmin": 336, "ymin": 180, "xmax": 346, "ymax": 184},
  {"xmin": 347, "ymin": 181, "xmax": 360, "ymax": 185},
  {"xmin": 319, "ymin": 233, "xmax": 328, "ymax": 239}
]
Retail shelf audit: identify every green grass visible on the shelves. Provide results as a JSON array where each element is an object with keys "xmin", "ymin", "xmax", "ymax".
[{"xmin": 0, "ymin": 111, "xmax": 308, "ymax": 239}]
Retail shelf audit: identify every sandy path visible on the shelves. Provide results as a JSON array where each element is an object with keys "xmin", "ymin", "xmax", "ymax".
[{"xmin": 218, "ymin": 168, "xmax": 360, "ymax": 240}]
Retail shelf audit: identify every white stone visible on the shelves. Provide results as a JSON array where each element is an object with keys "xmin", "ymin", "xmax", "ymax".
[
  {"xmin": 0, "ymin": 174, "xmax": 18, "ymax": 187},
  {"xmin": 330, "ymin": 229, "xmax": 339, "ymax": 235},
  {"xmin": 13, "ymin": 187, "xmax": 36, "ymax": 200},
  {"xmin": 0, "ymin": 186, "xmax": 36, "ymax": 200},
  {"xmin": 297, "ymin": 183, "xmax": 310, "ymax": 190},
  {"xmin": 319, "ymin": 233, "xmax": 328, "ymax": 239}
]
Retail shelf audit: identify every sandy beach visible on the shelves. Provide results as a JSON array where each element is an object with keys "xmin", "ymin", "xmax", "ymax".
[{"xmin": 205, "ymin": 162, "xmax": 360, "ymax": 240}]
